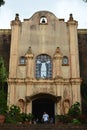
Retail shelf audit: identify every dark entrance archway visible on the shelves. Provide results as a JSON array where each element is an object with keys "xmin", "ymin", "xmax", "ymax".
[{"xmin": 32, "ymin": 94, "xmax": 56, "ymax": 123}]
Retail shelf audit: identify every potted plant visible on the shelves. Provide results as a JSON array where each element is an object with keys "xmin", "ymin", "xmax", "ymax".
[{"xmin": 0, "ymin": 56, "xmax": 8, "ymax": 123}]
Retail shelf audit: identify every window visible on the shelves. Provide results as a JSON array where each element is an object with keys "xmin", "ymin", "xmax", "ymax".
[
  {"xmin": 62, "ymin": 56, "xmax": 68, "ymax": 65},
  {"xmin": 20, "ymin": 56, "xmax": 26, "ymax": 65},
  {"xmin": 40, "ymin": 16, "xmax": 48, "ymax": 24},
  {"xmin": 36, "ymin": 54, "xmax": 52, "ymax": 79}
]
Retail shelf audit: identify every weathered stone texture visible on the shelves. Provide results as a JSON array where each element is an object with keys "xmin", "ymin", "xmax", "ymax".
[
  {"xmin": 78, "ymin": 30, "xmax": 87, "ymax": 81},
  {"xmin": 0, "ymin": 12, "xmax": 87, "ymax": 117}
]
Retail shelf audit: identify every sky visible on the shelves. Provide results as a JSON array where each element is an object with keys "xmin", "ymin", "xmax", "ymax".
[{"xmin": 0, "ymin": 0, "xmax": 87, "ymax": 29}]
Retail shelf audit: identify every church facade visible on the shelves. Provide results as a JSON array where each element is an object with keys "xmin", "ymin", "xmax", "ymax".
[{"xmin": 1, "ymin": 11, "xmax": 87, "ymax": 120}]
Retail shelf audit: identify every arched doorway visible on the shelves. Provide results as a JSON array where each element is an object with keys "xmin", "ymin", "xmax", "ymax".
[{"xmin": 32, "ymin": 94, "xmax": 56, "ymax": 123}]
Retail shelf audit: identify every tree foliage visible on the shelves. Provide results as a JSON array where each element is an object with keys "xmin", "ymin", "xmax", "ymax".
[
  {"xmin": 0, "ymin": 0, "xmax": 5, "ymax": 7},
  {"xmin": 68, "ymin": 102, "xmax": 81, "ymax": 118},
  {"xmin": 0, "ymin": 56, "xmax": 7, "ymax": 89},
  {"xmin": 0, "ymin": 89, "xmax": 8, "ymax": 115},
  {"xmin": 81, "ymin": 81, "xmax": 87, "ymax": 115},
  {"xmin": 83, "ymin": 0, "xmax": 87, "ymax": 2},
  {"xmin": 0, "ymin": 56, "xmax": 8, "ymax": 115}
]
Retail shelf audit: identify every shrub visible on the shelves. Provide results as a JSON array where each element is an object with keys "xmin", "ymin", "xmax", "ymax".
[
  {"xmin": 5, "ymin": 105, "xmax": 22, "ymax": 123},
  {"xmin": 0, "ymin": 90, "xmax": 8, "ymax": 115},
  {"xmin": 72, "ymin": 118, "xmax": 81, "ymax": 124},
  {"xmin": 68, "ymin": 102, "xmax": 81, "ymax": 118},
  {"xmin": 21, "ymin": 112, "xmax": 34, "ymax": 123}
]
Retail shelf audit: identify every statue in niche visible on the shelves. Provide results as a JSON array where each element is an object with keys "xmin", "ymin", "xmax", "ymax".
[
  {"xmin": 18, "ymin": 99, "xmax": 25, "ymax": 113},
  {"xmin": 63, "ymin": 88, "xmax": 69, "ymax": 99},
  {"xmin": 63, "ymin": 99, "xmax": 70, "ymax": 114},
  {"xmin": 41, "ymin": 62, "xmax": 46, "ymax": 78}
]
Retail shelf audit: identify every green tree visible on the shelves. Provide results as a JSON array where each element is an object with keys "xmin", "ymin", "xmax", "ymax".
[
  {"xmin": 83, "ymin": 0, "xmax": 87, "ymax": 2},
  {"xmin": 0, "ymin": 56, "xmax": 8, "ymax": 115},
  {"xmin": 0, "ymin": 56, "xmax": 7, "ymax": 89},
  {"xmin": 68, "ymin": 102, "xmax": 81, "ymax": 118},
  {"xmin": 81, "ymin": 81, "xmax": 87, "ymax": 115},
  {"xmin": 0, "ymin": 0, "xmax": 5, "ymax": 7}
]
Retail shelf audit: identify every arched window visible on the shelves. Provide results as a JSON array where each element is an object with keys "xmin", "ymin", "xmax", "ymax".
[
  {"xmin": 20, "ymin": 56, "xmax": 26, "ymax": 65},
  {"xmin": 36, "ymin": 54, "xmax": 52, "ymax": 79},
  {"xmin": 62, "ymin": 56, "xmax": 68, "ymax": 65},
  {"xmin": 40, "ymin": 16, "xmax": 48, "ymax": 24}
]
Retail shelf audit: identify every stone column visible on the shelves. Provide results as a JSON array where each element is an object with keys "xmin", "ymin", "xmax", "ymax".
[
  {"xmin": 71, "ymin": 79, "xmax": 82, "ymax": 104},
  {"xmin": 53, "ymin": 47, "xmax": 62, "ymax": 78},
  {"xmin": 9, "ymin": 14, "xmax": 21, "ymax": 78},
  {"xmin": 25, "ymin": 47, "xmax": 34, "ymax": 79},
  {"xmin": 7, "ymin": 82, "xmax": 16, "ymax": 106},
  {"xmin": 67, "ymin": 14, "xmax": 82, "ymax": 106},
  {"xmin": 56, "ymin": 101, "xmax": 61, "ymax": 115},
  {"xmin": 67, "ymin": 14, "xmax": 80, "ymax": 78},
  {"xmin": 26, "ymin": 101, "xmax": 32, "ymax": 114}
]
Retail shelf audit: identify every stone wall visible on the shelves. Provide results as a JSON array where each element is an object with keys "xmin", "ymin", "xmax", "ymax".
[
  {"xmin": 78, "ymin": 29, "xmax": 87, "ymax": 82},
  {"xmin": 0, "ymin": 124, "xmax": 87, "ymax": 130}
]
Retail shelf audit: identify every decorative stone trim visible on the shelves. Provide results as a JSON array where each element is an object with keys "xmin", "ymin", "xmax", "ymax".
[
  {"xmin": 11, "ymin": 14, "xmax": 21, "ymax": 26},
  {"xmin": 7, "ymin": 77, "xmax": 81, "ymax": 85}
]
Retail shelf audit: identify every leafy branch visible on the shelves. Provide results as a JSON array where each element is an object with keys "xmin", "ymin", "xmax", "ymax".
[{"xmin": 0, "ymin": 0, "xmax": 5, "ymax": 7}]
